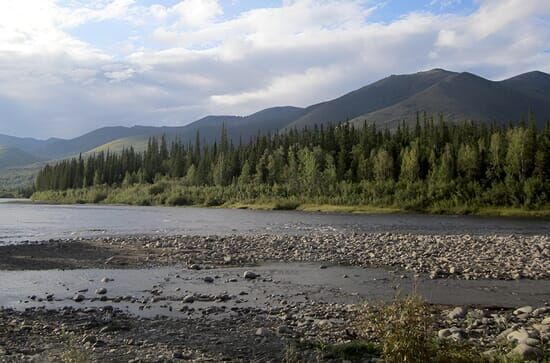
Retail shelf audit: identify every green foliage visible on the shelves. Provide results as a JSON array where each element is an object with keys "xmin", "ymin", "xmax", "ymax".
[
  {"xmin": 359, "ymin": 295, "xmax": 534, "ymax": 363},
  {"xmin": 33, "ymin": 118, "xmax": 550, "ymax": 212}
]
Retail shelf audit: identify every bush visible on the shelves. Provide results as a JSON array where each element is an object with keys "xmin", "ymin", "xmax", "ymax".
[
  {"xmin": 360, "ymin": 294, "xmax": 493, "ymax": 363},
  {"xmin": 273, "ymin": 200, "xmax": 300, "ymax": 210}
]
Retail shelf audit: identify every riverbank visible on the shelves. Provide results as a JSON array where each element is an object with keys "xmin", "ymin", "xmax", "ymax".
[
  {"xmin": 2, "ymin": 300, "xmax": 548, "ymax": 362},
  {"xmin": 1, "ymin": 233, "xmax": 549, "ymax": 362},
  {"xmin": 2, "ymin": 232, "xmax": 548, "ymax": 279},
  {"xmin": 30, "ymin": 181, "xmax": 550, "ymax": 219}
]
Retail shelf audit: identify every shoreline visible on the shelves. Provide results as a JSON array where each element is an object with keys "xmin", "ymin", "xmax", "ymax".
[
  {"xmin": 0, "ymin": 233, "xmax": 549, "ymax": 362},
  {"xmin": 1, "ymin": 232, "xmax": 548, "ymax": 279},
  {"xmin": 9, "ymin": 196, "xmax": 550, "ymax": 218}
]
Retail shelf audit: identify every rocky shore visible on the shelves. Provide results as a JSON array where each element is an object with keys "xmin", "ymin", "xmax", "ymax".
[
  {"xmin": 1, "ymin": 300, "xmax": 548, "ymax": 362},
  {"xmin": 0, "ymin": 232, "xmax": 549, "ymax": 362},
  {"xmin": 2, "ymin": 233, "xmax": 548, "ymax": 280}
]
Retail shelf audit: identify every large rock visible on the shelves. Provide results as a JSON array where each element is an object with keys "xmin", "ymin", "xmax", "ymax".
[
  {"xmin": 448, "ymin": 307, "xmax": 467, "ymax": 320},
  {"xmin": 507, "ymin": 329, "xmax": 531, "ymax": 344},
  {"xmin": 509, "ymin": 343, "xmax": 541, "ymax": 360},
  {"xmin": 514, "ymin": 306, "xmax": 533, "ymax": 315},
  {"xmin": 95, "ymin": 287, "xmax": 107, "ymax": 295},
  {"xmin": 73, "ymin": 294, "xmax": 85, "ymax": 302}
]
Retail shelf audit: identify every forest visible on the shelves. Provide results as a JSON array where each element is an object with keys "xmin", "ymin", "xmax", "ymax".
[{"xmin": 33, "ymin": 115, "xmax": 550, "ymax": 215}]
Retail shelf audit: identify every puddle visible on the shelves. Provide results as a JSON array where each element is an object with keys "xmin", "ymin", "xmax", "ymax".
[{"xmin": 0, "ymin": 263, "xmax": 548, "ymax": 318}]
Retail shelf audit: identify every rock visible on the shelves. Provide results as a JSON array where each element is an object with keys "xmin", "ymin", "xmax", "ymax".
[
  {"xmin": 95, "ymin": 288, "xmax": 107, "ymax": 295},
  {"xmin": 523, "ymin": 338, "xmax": 540, "ymax": 347},
  {"xmin": 73, "ymin": 294, "xmax": 85, "ymax": 302},
  {"xmin": 255, "ymin": 328, "xmax": 268, "ymax": 336},
  {"xmin": 319, "ymin": 265, "xmax": 328, "ymax": 269},
  {"xmin": 507, "ymin": 329, "xmax": 530, "ymax": 344},
  {"xmin": 542, "ymin": 317, "xmax": 550, "ymax": 325},
  {"xmin": 172, "ymin": 352, "xmax": 191, "ymax": 360},
  {"xmin": 243, "ymin": 271, "xmax": 258, "ymax": 280},
  {"xmin": 277, "ymin": 325, "xmax": 292, "ymax": 335},
  {"xmin": 101, "ymin": 277, "xmax": 113, "ymax": 283},
  {"xmin": 533, "ymin": 324, "xmax": 549, "ymax": 334},
  {"xmin": 509, "ymin": 343, "xmax": 541, "ymax": 360},
  {"xmin": 188, "ymin": 264, "xmax": 201, "ymax": 270},
  {"xmin": 82, "ymin": 335, "xmax": 98, "ymax": 344},
  {"xmin": 182, "ymin": 295, "xmax": 195, "ymax": 303},
  {"xmin": 514, "ymin": 306, "xmax": 533, "ymax": 315},
  {"xmin": 203, "ymin": 276, "xmax": 214, "ymax": 283},
  {"xmin": 448, "ymin": 307, "xmax": 467, "ymax": 320},
  {"xmin": 438, "ymin": 329, "xmax": 451, "ymax": 339}
]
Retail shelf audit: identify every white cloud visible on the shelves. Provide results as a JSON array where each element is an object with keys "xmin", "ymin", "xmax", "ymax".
[
  {"xmin": 172, "ymin": 0, "xmax": 223, "ymax": 28},
  {"xmin": 0, "ymin": 0, "xmax": 549, "ymax": 138}
]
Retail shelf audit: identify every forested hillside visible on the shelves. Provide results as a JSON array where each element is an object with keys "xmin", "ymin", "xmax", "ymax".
[{"xmin": 33, "ymin": 114, "xmax": 550, "ymax": 214}]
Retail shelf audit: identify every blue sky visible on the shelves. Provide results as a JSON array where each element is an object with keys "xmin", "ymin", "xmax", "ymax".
[{"xmin": 0, "ymin": 0, "xmax": 549, "ymax": 138}]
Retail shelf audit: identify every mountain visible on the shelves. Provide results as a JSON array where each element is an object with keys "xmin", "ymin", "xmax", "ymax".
[
  {"xmin": 1, "ymin": 68, "xmax": 550, "ymax": 189},
  {"xmin": 86, "ymin": 106, "xmax": 307, "ymax": 154},
  {"xmin": 0, "ymin": 134, "xmax": 48, "ymax": 152},
  {"xmin": 0, "ymin": 146, "xmax": 42, "ymax": 170},
  {"xmin": 500, "ymin": 71, "xmax": 550, "ymax": 102},
  {"xmin": 349, "ymin": 70, "xmax": 550, "ymax": 128},
  {"xmin": 285, "ymin": 69, "xmax": 457, "ymax": 130}
]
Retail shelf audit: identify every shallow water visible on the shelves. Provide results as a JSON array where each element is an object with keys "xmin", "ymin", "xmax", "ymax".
[
  {"xmin": 0, "ymin": 200, "xmax": 548, "ymax": 244},
  {"xmin": 0, "ymin": 263, "xmax": 548, "ymax": 318}
]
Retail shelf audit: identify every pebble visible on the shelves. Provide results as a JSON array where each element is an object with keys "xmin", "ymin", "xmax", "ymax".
[{"xmin": 243, "ymin": 271, "xmax": 258, "ymax": 280}]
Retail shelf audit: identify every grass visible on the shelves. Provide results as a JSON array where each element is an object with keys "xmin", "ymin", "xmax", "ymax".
[
  {"xmin": 30, "ymin": 181, "xmax": 550, "ymax": 219},
  {"xmin": 297, "ymin": 203, "xmax": 402, "ymax": 214}
]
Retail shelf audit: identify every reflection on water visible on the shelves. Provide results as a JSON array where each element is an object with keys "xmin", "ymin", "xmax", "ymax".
[
  {"xmin": 0, "ymin": 199, "xmax": 548, "ymax": 244},
  {"xmin": 1, "ymin": 263, "xmax": 548, "ymax": 318}
]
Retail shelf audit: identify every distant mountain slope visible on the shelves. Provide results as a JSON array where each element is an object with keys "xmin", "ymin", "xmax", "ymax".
[
  {"xmin": 349, "ymin": 71, "xmax": 550, "ymax": 128},
  {"xmin": 2, "ymin": 68, "xmax": 550, "ymax": 178},
  {"xmin": 500, "ymin": 71, "xmax": 550, "ymax": 102},
  {"xmin": 86, "ymin": 106, "xmax": 307, "ymax": 154},
  {"xmin": 0, "ymin": 145, "xmax": 41, "ymax": 170},
  {"xmin": 0, "ymin": 134, "xmax": 47, "ymax": 152},
  {"xmin": 31, "ymin": 126, "xmax": 166, "ymax": 159},
  {"xmin": 285, "ymin": 69, "xmax": 456, "ymax": 130}
]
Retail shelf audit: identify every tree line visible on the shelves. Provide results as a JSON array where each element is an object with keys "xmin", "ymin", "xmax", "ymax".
[{"xmin": 35, "ymin": 116, "xmax": 550, "ymax": 210}]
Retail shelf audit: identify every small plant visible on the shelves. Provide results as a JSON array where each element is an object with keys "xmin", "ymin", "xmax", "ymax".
[
  {"xmin": 60, "ymin": 346, "xmax": 92, "ymax": 363},
  {"xmin": 358, "ymin": 294, "xmax": 508, "ymax": 363},
  {"xmin": 362, "ymin": 294, "xmax": 433, "ymax": 363}
]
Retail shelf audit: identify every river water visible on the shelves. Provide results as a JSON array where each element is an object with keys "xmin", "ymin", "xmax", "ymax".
[{"xmin": 0, "ymin": 199, "xmax": 549, "ymax": 244}]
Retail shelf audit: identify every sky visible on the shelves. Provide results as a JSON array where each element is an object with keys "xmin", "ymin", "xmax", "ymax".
[{"xmin": 0, "ymin": 0, "xmax": 549, "ymax": 139}]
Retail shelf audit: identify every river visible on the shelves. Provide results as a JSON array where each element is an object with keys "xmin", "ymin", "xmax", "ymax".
[{"xmin": 0, "ymin": 199, "xmax": 549, "ymax": 244}]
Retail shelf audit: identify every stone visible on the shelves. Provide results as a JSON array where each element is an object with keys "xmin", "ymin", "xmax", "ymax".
[
  {"xmin": 507, "ymin": 329, "xmax": 530, "ymax": 344},
  {"xmin": 448, "ymin": 307, "xmax": 467, "ymax": 319},
  {"xmin": 182, "ymin": 295, "xmax": 195, "ymax": 303},
  {"xmin": 82, "ymin": 335, "xmax": 98, "ymax": 344},
  {"xmin": 73, "ymin": 294, "xmax": 85, "ymax": 302},
  {"xmin": 101, "ymin": 277, "xmax": 113, "ymax": 283},
  {"xmin": 514, "ymin": 306, "xmax": 533, "ymax": 315},
  {"xmin": 438, "ymin": 329, "xmax": 451, "ymax": 339},
  {"xmin": 255, "ymin": 328, "xmax": 268, "ymax": 336},
  {"xmin": 277, "ymin": 325, "xmax": 292, "ymax": 335},
  {"xmin": 509, "ymin": 343, "xmax": 541, "ymax": 360},
  {"xmin": 188, "ymin": 264, "xmax": 201, "ymax": 270},
  {"xmin": 95, "ymin": 288, "xmax": 107, "ymax": 295},
  {"xmin": 523, "ymin": 338, "xmax": 540, "ymax": 347},
  {"xmin": 204, "ymin": 276, "xmax": 214, "ymax": 283},
  {"xmin": 243, "ymin": 271, "xmax": 258, "ymax": 280}
]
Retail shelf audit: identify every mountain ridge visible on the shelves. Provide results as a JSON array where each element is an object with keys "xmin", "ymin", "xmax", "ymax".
[{"xmin": 1, "ymin": 68, "xmax": 549, "ymax": 177}]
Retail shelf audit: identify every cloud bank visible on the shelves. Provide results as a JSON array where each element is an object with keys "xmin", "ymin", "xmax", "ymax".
[{"xmin": 0, "ymin": 0, "xmax": 549, "ymax": 138}]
